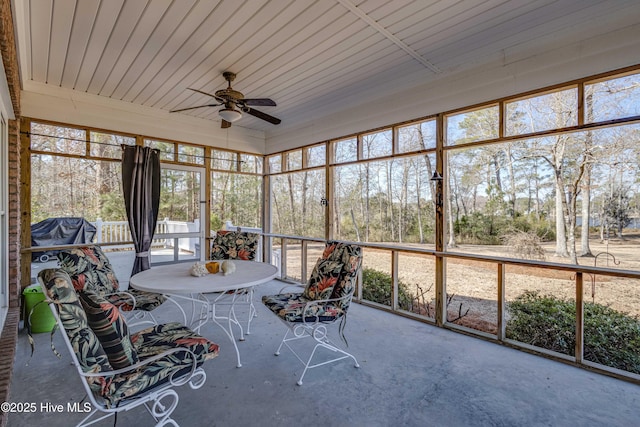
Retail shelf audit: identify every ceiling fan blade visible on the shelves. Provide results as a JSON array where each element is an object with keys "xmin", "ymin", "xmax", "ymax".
[
  {"xmin": 187, "ymin": 87, "xmax": 216, "ymax": 98},
  {"xmin": 241, "ymin": 98, "xmax": 276, "ymax": 107},
  {"xmin": 221, "ymin": 120, "xmax": 232, "ymax": 129},
  {"xmin": 188, "ymin": 87, "xmax": 225, "ymax": 103},
  {"xmin": 170, "ymin": 104, "xmax": 221, "ymax": 113},
  {"xmin": 243, "ymin": 107, "xmax": 281, "ymax": 125}
]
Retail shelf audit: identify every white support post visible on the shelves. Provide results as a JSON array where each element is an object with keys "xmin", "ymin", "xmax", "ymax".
[{"xmin": 95, "ymin": 218, "xmax": 103, "ymax": 243}]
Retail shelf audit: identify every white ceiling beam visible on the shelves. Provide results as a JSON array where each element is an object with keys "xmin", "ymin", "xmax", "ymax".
[{"xmin": 334, "ymin": 0, "xmax": 441, "ymax": 73}]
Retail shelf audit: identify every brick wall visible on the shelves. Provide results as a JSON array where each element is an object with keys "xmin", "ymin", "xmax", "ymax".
[
  {"xmin": 0, "ymin": 0, "xmax": 19, "ymax": 114},
  {"xmin": 0, "ymin": 0, "xmax": 22, "ymax": 425}
]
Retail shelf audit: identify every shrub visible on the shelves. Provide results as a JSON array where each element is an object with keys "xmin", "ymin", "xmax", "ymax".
[
  {"xmin": 511, "ymin": 214, "xmax": 555, "ymax": 241},
  {"xmin": 210, "ymin": 214, "xmax": 223, "ymax": 232},
  {"xmin": 362, "ymin": 268, "xmax": 412, "ymax": 308},
  {"xmin": 502, "ymin": 230, "xmax": 546, "ymax": 260},
  {"xmin": 453, "ymin": 212, "xmax": 555, "ymax": 245},
  {"xmin": 506, "ymin": 291, "xmax": 640, "ymax": 374},
  {"xmin": 361, "ymin": 269, "xmax": 471, "ymax": 320}
]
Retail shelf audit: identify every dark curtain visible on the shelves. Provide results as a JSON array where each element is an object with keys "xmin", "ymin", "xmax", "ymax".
[{"xmin": 122, "ymin": 145, "xmax": 161, "ymax": 276}]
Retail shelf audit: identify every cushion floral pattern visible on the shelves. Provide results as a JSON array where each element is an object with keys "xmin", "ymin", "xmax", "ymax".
[
  {"xmin": 211, "ymin": 230, "xmax": 259, "ymax": 261},
  {"xmin": 39, "ymin": 269, "xmax": 113, "ymax": 395},
  {"xmin": 57, "ymin": 246, "xmax": 120, "ymax": 294},
  {"xmin": 262, "ymin": 242, "xmax": 363, "ymax": 323},
  {"xmin": 101, "ymin": 322, "xmax": 219, "ymax": 406},
  {"xmin": 106, "ymin": 290, "xmax": 167, "ymax": 312},
  {"xmin": 132, "ymin": 322, "xmax": 220, "ymax": 363},
  {"xmin": 58, "ymin": 246, "xmax": 166, "ymax": 312},
  {"xmin": 262, "ymin": 292, "xmax": 345, "ymax": 323},
  {"xmin": 322, "ymin": 241, "xmax": 363, "ymax": 310},
  {"xmin": 79, "ymin": 291, "xmax": 139, "ymax": 369},
  {"xmin": 302, "ymin": 258, "xmax": 343, "ymax": 300},
  {"xmin": 41, "ymin": 267, "xmax": 220, "ymax": 409}
]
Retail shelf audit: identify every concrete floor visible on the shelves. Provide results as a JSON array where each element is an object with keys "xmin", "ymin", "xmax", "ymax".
[{"xmin": 8, "ymin": 278, "xmax": 640, "ymax": 427}]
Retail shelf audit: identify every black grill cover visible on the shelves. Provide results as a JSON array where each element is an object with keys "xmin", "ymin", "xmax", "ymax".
[{"xmin": 31, "ymin": 217, "xmax": 97, "ymax": 261}]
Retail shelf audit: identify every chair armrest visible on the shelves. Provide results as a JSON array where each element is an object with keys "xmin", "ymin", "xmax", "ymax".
[
  {"xmin": 277, "ymin": 283, "xmax": 305, "ymax": 294},
  {"xmin": 82, "ymin": 346, "xmax": 199, "ymax": 387},
  {"xmin": 301, "ymin": 291, "xmax": 354, "ymax": 325}
]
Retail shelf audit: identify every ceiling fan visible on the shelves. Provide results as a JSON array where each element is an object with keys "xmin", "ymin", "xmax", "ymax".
[{"xmin": 170, "ymin": 71, "xmax": 281, "ymax": 128}]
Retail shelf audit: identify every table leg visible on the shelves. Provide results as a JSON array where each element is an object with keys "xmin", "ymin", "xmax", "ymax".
[
  {"xmin": 245, "ymin": 287, "xmax": 258, "ymax": 335},
  {"xmin": 167, "ymin": 294, "xmax": 208, "ymax": 333},
  {"xmin": 211, "ymin": 301, "xmax": 243, "ymax": 367},
  {"xmin": 163, "ymin": 292, "xmax": 247, "ymax": 368}
]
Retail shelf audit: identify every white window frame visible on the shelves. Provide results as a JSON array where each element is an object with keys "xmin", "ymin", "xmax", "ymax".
[{"xmin": 153, "ymin": 163, "xmax": 206, "ymax": 265}]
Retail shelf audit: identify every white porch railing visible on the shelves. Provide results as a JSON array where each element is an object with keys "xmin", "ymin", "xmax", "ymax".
[
  {"xmin": 160, "ymin": 218, "xmax": 200, "ymax": 253},
  {"xmin": 92, "ymin": 219, "xmax": 132, "ymax": 245},
  {"xmin": 92, "ymin": 218, "xmax": 198, "ymax": 253},
  {"xmin": 93, "ymin": 218, "xmax": 270, "ymax": 265}
]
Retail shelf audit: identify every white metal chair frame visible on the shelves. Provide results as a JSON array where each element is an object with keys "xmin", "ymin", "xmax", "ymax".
[
  {"xmin": 272, "ymin": 286, "xmax": 360, "ymax": 386},
  {"xmin": 100, "ymin": 289, "xmax": 158, "ymax": 330},
  {"xmin": 116, "ymin": 290, "xmax": 188, "ymax": 331},
  {"xmin": 47, "ymin": 300, "xmax": 207, "ymax": 427}
]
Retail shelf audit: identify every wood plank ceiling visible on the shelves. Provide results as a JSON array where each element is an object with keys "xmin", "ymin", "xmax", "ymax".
[{"xmin": 13, "ymin": 0, "xmax": 640, "ymax": 135}]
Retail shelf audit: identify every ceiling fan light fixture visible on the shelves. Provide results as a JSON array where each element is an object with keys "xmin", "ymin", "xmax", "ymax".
[{"xmin": 219, "ymin": 107, "xmax": 242, "ymax": 122}]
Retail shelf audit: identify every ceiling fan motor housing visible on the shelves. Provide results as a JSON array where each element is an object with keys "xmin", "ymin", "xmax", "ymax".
[
  {"xmin": 216, "ymin": 71, "xmax": 244, "ymax": 101},
  {"xmin": 216, "ymin": 88, "xmax": 244, "ymax": 101}
]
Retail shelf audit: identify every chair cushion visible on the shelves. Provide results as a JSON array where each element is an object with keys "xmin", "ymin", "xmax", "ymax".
[
  {"xmin": 96, "ymin": 322, "xmax": 219, "ymax": 407},
  {"xmin": 107, "ymin": 289, "xmax": 167, "ymax": 312},
  {"xmin": 79, "ymin": 291, "xmax": 139, "ymax": 369},
  {"xmin": 57, "ymin": 246, "xmax": 120, "ymax": 295},
  {"xmin": 132, "ymin": 322, "xmax": 220, "ymax": 362},
  {"xmin": 322, "ymin": 241, "xmax": 363, "ymax": 309},
  {"xmin": 58, "ymin": 246, "xmax": 166, "ymax": 312},
  {"xmin": 211, "ymin": 230, "xmax": 259, "ymax": 260},
  {"xmin": 262, "ymin": 243, "xmax": 362, "ymax": 324},
  {"xmin": 39, "ymin": 269, "xmax": 113, "ymax": 394},
  {"xmin": 40, "ymin": 269, "xmax": 219, "ymax": 409},
  {"xmin": 262, "ymin": 293, "xmax": 344, "ymax": 323},
  {"xmin": 303, "ymin": 258, "xmax": 344, "ymax": 300}
]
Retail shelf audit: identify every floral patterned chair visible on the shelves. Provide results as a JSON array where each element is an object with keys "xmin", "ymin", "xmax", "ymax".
[
  {"xmin": 57, "ymin": 246, "xmax": 180, "ymax": 327},
  {"xmin": 38, "ymin": 268, "xmax": 219, "ymax": 427},
  {"xmin": 208, "ymin": 230, "xmax": 260, "ymax": 338},
  {"xmin": 262, "ymin": 241, "xmax": 362, "ymax": 385},
  {"xmin": 211, "ymin": 230, "xmax": 259, "ymax": 261}
]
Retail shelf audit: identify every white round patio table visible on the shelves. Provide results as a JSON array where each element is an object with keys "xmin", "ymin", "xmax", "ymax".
[{"xmin": 130, "ymin": 260, "xmax": 278, "ymax": 367}]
